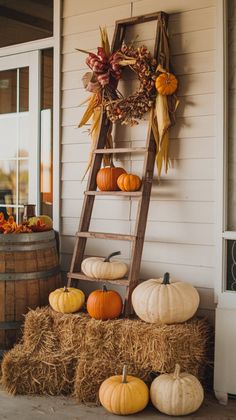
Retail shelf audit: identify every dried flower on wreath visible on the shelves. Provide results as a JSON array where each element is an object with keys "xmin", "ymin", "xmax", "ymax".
[{"xmin": 77, "ymin": 26, "xmax": 179, "ymax": 178}]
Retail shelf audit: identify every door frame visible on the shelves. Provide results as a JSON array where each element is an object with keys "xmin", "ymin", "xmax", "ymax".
[
  {"xmin": 0, "ymin": 51, "xmax": 41, "ymax": 218},
  {"xmin": 0, "ymin": 0, "xmax": 61, "ymax": 231}
]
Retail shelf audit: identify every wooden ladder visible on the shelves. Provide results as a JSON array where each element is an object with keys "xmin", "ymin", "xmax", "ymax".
[{"xmin": 67, "ymin": 11, "xmax": 169, "ymax": 315}]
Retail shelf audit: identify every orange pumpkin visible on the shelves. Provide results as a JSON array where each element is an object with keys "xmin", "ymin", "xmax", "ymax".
[
  {"xmin": 96, "ymin": 160, "xmax": 126, "ymax": 191},
  {"xmin": 155, "ymin": 72, "xmax": 178, "ymax": 95},
  {"xmin": 117, "ymin": 173, "xmax": 141, "ymax": 192},
  {"xmin": 87, "ymin": 285, "xmax": 123, "ymax": 320}
]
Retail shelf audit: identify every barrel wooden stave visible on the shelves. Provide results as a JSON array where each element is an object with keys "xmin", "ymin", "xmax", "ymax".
[{"xmin": 0, "ymin": 230, "xmax": 61, "ymax": 352}]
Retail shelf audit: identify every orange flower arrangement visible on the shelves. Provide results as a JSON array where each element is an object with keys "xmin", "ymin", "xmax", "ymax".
[{"xmin": 0, "ymin": 213, "xmax": 49, "ymax": 234}]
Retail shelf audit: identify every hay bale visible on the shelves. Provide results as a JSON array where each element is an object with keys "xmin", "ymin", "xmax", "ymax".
[
  {"xmin": 23, "ymin": 306, "xmax": 90, "ymax": 356},
  {"xmin": 74, "ymin": 317, "xmax": 213, "ymax": 404},
  {"xmin": 22, "ymin": 307, "xmax": 58, "ymax": 354},
  {"xmin": 1, "ymin": 344, "xmax": 74, "ymax": 395},
  {"xmin": 75, "ymin": 358, "xmax": 151, "ymax": 405},
  {"xmin": 1, "ymin": 307, "xmax": 213, "ymax": 400}
]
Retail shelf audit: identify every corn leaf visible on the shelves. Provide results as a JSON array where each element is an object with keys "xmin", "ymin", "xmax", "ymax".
[
  {"xmin": 99, "ymin": 27, "xmax": 110, "ymax": 58},
  {"xmin": 154, "ymin": 94, "xmax": 171, "ymax": 177},
  {"xmin": 78, "ymin": 94, "xmax": 98, "ymax": 127},
  {"xmin": 82, "ymin": 106, "xmax": 102, "ymax": 180},
  {"xmin": 75, "ymin": 48, "xmax": 92, "ymax": 55}
]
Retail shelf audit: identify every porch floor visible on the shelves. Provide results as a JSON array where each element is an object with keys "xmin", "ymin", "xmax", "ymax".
[{"xmin": 0, "ymin": 388, "xmax": 235, "ymax": 420}]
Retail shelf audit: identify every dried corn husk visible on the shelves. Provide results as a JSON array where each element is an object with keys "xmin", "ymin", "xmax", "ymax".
[
  {"xmin": 99, "ymin": 26, "xmax": 110, "ymax": 58},
  {"xmin": 154, "ymin": 93, "xmax": 171, "ymax": 176},
  {"xmin": 82, "ymin": 106, "xmax": 102, "ymax": 180},
  {"xmin": 78, "ymin": 94, "xmax": 100, "ymax": 128}
]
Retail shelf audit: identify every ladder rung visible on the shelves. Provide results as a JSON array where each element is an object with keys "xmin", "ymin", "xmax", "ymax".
[
  {"xmin": 85, "ymin": 191, "xmax": 142, "ymax": 197},
  {"xmin": 94, "ymin": 147, "xmax": 147, "ymax": 154},
  {"xmin": 76, "ymin": 231, "xmax": 136, "ymax": 241},
  {"xmin": 68, "ymin": 272, "xmax": 129, "ymax": 286}
]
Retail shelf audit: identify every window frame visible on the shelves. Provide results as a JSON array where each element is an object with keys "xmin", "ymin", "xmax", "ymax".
[
  {"xmin": 0, "ymin": 0, "xmax": 61, "ymax": 232},
  {"xmin": 216, "ymin": 0, "xmax": 236, "ymax": 308}
]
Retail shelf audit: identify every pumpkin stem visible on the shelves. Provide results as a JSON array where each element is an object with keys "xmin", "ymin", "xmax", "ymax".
[
  {"xmin": 162, "ymin": 272, "xmax": 170, "ymax": 285},
  {"xmin": 102, "ymin": 284, "xmax": 107, "ymax": 292},
  {"xmin": 64, "ymin": 286, "xmax": 69, "ymax": 293},
  {"xmin": 104, "ymin": 251, "xmax": 121, "ymax": 262},
  {"xmin": 173, "ymin": 364, "xmax": 181, "ymax": 379},
  {"xmin": 122, "ymin": 365, "xmax": 128, "ymax": 383}
]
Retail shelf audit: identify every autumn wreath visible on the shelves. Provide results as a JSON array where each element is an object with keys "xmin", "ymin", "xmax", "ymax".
[{"xmin": 77, "ymin": 27, "xmax": 179, "ymax": 177}]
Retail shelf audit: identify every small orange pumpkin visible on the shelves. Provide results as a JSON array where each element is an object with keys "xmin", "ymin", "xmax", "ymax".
[
  {"xmin": 155, "ymin": 72, "xmax": 178, "ymax": 96},
  {"xmin": 96, "ymin": 160, "xmax": 126, "ymax": 191},
  {"xmin": 87, "ymin": 284, "xmax": 123, "ymax": 320},
  {"xmin": 117, "ymin": 173, "xmax": 141, "ymax": 192}
]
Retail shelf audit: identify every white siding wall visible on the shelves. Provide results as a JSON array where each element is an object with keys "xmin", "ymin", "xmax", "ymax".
[{"xmin": 61, "ymin": 0, "xmax": 217, "ymax": 322}]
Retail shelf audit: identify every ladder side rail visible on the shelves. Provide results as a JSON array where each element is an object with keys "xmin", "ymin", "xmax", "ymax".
[
  {"xmin": 124, "ymin": 12, "xmax": 169, "ymax": 314},
  {"xmin": 124, "ymin": 112, "xmax": 156, "ymax": 314},
  {"xmin": 68, "ymin": 115, "xmax": 111, "ymax": 280}
]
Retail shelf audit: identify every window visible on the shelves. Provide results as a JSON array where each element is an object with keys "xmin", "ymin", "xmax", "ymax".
[
  {"xmin": 0, "ymin": 67, "xmax": 30, "ymax": 222},
  {"xmin": 224, "ymin": 0, "xmax": 236, "ymax": 292},
  {"xmin": 40, "ymin": 48, "xmax": 53, "ymax": 218},
  {"xmin": 0, "ymin": 1, "xmax": 59, "ymax": 228}
]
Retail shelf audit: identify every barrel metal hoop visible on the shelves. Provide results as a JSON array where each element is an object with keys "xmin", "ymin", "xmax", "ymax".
[
  {"xmin": 0, "ymin": 321, "xmax": 22, "ymax": 330},
  {"xmin": 0, "ymin": 266, "xmax": 60, "ymax": 281},
  {"xmin": 0, "ymin": 239, "xmax": 57, "ymax": 252},
  {"xmin": 0, "ymin": 230, "xmax": 55, "ymax": 243}
]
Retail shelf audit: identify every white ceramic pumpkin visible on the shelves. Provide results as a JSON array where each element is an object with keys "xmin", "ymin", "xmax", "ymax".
[
  {"xmin": 132, "ymin": 272, "xmax": 199, "ymax": 324},
  {"xmin": 99, "ymin": 365, "xmax": 149, "ymax": 415},
  {"xmin": 150, "ymin": 364, "xmax": 204, "ymax": 416},
  {"xmin": 81, "ymin": 251, "xmax": 128, "ymax": 280}
]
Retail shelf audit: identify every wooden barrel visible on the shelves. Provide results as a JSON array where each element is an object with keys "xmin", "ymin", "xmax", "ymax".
[{"xmin": 0, "ymin": 230, "xmax": 61, "ymax": 353}]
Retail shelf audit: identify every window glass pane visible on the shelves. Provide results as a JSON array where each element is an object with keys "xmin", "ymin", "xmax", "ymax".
[
  {"xmin": 40, "ymin": 49, "xmax": 53, "ymax": 218},
  {"xmin": 0, "ymin": 70, "xmax": 17, "ymax": 114},
  {"xmin": 0, "ymin": 115, "xmax": 18, "ymax": 158},
  {"xmin": 41, "ymin": 49, "xmax": 53, "ymax": 110},
  {"xmin": 0, "ymin": 1, "xmax": 53, "ymax": 48},
  {"xmin": 40, "ymin": 109, "xmax": 52, "ymax": 217},
  {"xmin": 19, "ymin": 160, "xmax": 28, "ymax": 205},
  {"xmin": 19, "ymin": 113, "xmax": 30, "ymax": 158},
  {"xmin": 0, "ymin": 160, "xmax": 16, "ymax": 205},
  {"xmin": 18, "ymin": 207, "xmax": 24, "ymax": 223},
  {"xmin": 19, "ymin": 67, "xmax": 29, "ymax": 112},
  {"xmin": 228, "ymin": 0, "xmax": 236, "ymax": 229},
  {"xmin": 226, "ymin": 240, "xmax": 236, "ymax": 290}
]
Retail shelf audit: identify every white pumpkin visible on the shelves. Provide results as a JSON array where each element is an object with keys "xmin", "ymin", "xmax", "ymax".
[
  {"xmin": 81, "ymin": 251, "xmax": 128, "ymax": 280},
  {"xmin": 150, "ymin": 364, "xmax": 204, "ymax": 416},
  {"xmin": 132, "ymin": 272, "xmax": 199, "ymax": 324}
]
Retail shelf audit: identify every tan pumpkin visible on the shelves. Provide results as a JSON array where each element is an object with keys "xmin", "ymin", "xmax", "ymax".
[
  {"xmin": 117, "ymin": 173, "xmax": 141, "ymax": 192},
  {"xmin": 49, "ymin": 286, "xmax": 85, "ymax": 313},
  {"xmin": 82, "ymin": 251, "xmax": 128, "ymax": 280},
  {"xmin": 132, "ymin": 272, "xmax": 199, "ymax": 324},
  {"xmin": 96, "ymin": 159, "xmax": 126, "ymax": 191},
  {"xmin": 155, "ymin": 72, "xmax": 178, "ymax": 95},
  {"xmin": 150, "ymin": 364, "xmax": 204, "ymax": 416},
  {"xmin": 99, "ymin": 365, "xmax": 149, "ymax": 415},
  {"xmin": 86, "ymin": 284, "xmax": 123, "ymax": 320}
]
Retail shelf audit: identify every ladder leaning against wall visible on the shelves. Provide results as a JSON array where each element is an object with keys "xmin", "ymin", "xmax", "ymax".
[{"xmin": 67, "ymin": 11, "xmax": 170, "ymax": 315}]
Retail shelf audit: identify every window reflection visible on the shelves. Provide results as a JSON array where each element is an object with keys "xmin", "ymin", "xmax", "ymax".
[
  {"xmin": 0, "ymin": 160, "xmax": 16, "ymax": 204},
  {"xmin": 0, "ymin": 70, "xmax": 17, "ymax": 114},
  {"xmin": 19, "ymin": 160, "xmax": 28, "ymax": 205},
  {"xmin": 40, "ymin": 49, "xmax": 53, "ymax": 218},
  {"xmin": 19, "ymin": 67, "xmax": 29, "ymax": 112}
]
